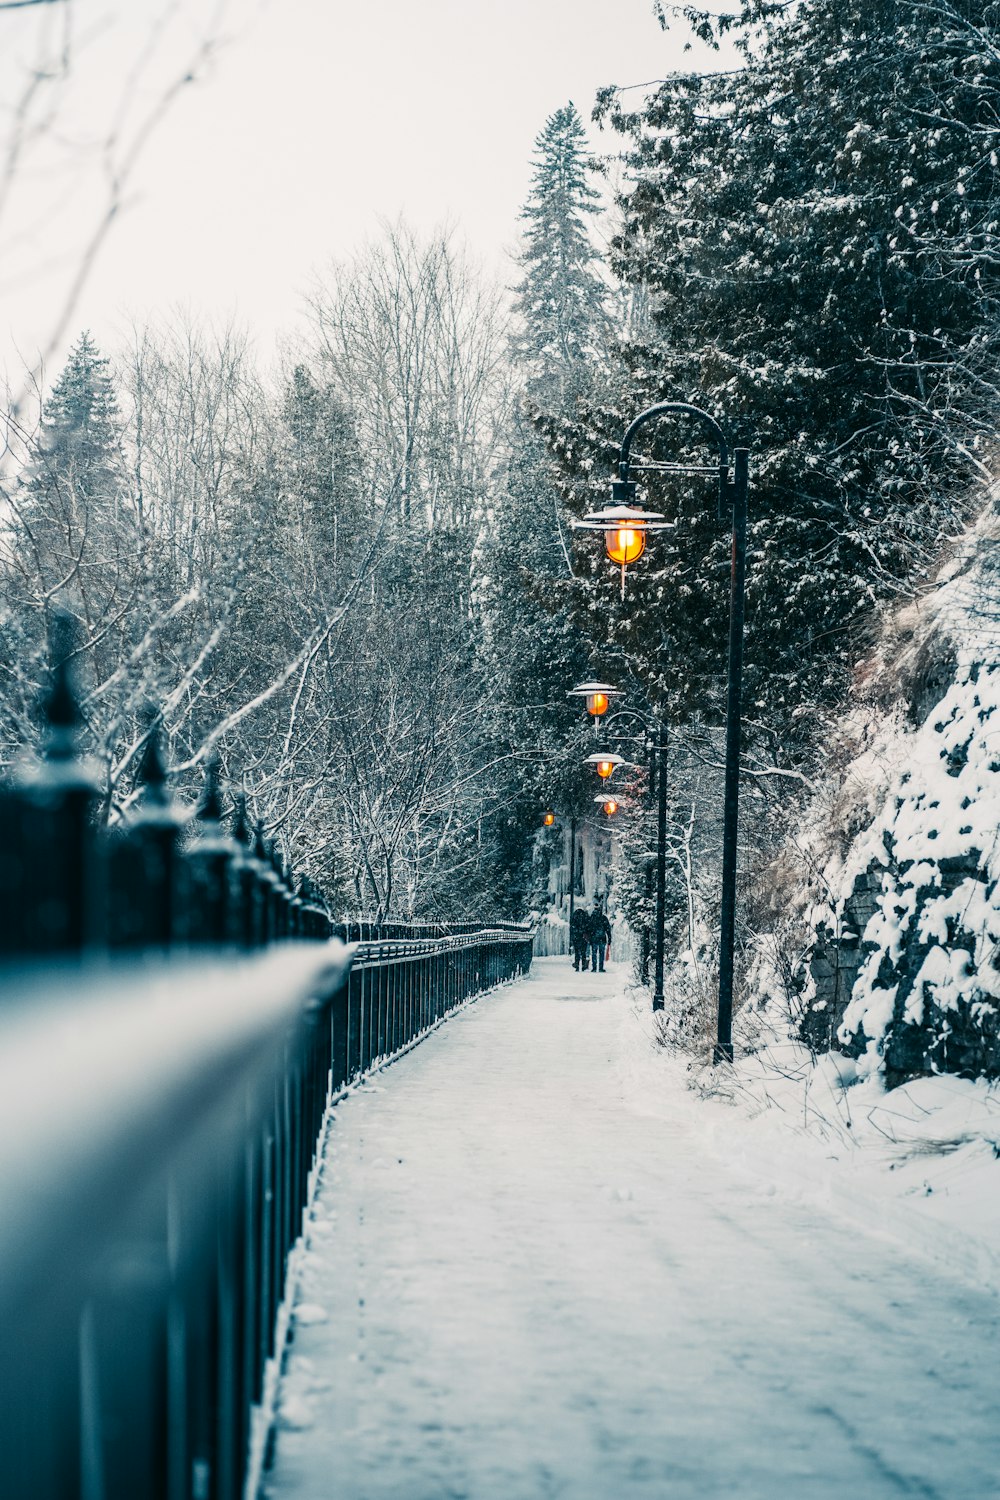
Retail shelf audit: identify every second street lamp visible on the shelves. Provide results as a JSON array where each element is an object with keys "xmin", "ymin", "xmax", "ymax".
[
  {"xmin": 574, "ymin": 401, "xmax": 750, "ymax": 1064},
  {"xmin": 567, "ymin": 680, "xmax": 621, "ymax": 724},
  {"xmin": 573, "ymin": 688, "xmax": 669, "ymax": 1014},
  {"xmin": 584, "ymin": 751, "xmax": 627, "ymax": 781}
]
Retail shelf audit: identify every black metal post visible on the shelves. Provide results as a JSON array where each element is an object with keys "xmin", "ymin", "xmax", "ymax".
[
  {"xmin": 653, "ymin": 730, "xmax": 667, "ymax": 1012},
  {"xmin": 714, "ymin": 447, "xmax": 749, "ymax": 1063},
  {"xmin": 568, "ymin": 815, "xmax": 576, "ymax": 962}
]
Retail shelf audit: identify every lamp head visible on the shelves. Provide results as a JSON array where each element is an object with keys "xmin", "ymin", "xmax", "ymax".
[
  {"xmin": 605, "ymin": 518, "xmax": 647, "ymax": 568},
  {"xmin": 584, "ymin": 751, "xmax": 627, "ymax": 780},
  {"xmin": 568, "ymin": 681, "xmax": 620, "ymax": 719},
  {"xmin": 574, "ymin": 501, "xmax": 668, "ymax": 595}
]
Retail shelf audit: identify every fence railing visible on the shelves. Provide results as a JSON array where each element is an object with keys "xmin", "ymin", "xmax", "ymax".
[
  {"xmin": 0, "ymin": 645, "xmax": 534, "ymax": 1500},
  {"xmin": 0, "ymin": 683, "xmax": 331, "ymax": 961},
  {"xmin": 0, "ymin": 923, "xmax": 533, "ymax": 1500}
]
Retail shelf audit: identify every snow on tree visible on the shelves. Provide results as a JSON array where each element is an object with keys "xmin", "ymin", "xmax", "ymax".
[
  {"xmin": 535, "ymin": 0, "xmax": 1000, "ymax": 751},
  {"xmin": 12, "ymin": 331, "xmax": 130, "ymax": 617},
  {"xmin": 511, "ymin": 103, "xmax": 609, "ymax": 398},
  {"xmin": 515, "ymin": 2, "xmax": 1000, "ymax": 1004}
]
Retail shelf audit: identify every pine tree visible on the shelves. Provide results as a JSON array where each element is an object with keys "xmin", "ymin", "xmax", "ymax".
[
  {"xmin": 544, "ymin": 1, "xmax": 1000, "ymax": 753},
  {"xmin": 280, "ymin": 363, "xmax": 363, "ymax": 594},
  {"xmin": 499, "ymin": 105, "xmax": 615, "ymax": 792},
  {"xmin": 511, "ymin": 103, "xmax": 609, "ymax": 396},
  {"xmin": 15, "ymin": 331, "xmax": 131, "ymax": 625}
]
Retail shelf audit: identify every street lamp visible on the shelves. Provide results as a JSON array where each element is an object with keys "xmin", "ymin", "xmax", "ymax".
[
  {"xmin": 574, "ymin": 401, "xmax": 749, "ymax": 1064},
  {"xmin": 567, "ymin": 680, "xmax": 621, "ymax": 721},
  {"xmin": 542, "ymin": 810, "xmax": 556, "ymax": 827},
  {"xmin": 573, "ymin": 693, "xmax": 670, "ymax": 1014},
  {"xmin": 595, "ymin": 795, "xmax": 619, "ymax": 816},
  {"xmin": 574, "ymin": 505, "xmax": 667, "ymax": 597},
  {"xmin": 584, "ymin": 751, "xmax": 627, "ymax": 781}
]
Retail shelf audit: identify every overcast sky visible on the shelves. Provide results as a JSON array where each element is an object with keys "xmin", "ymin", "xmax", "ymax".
[{"xmin": 0, "ymin": 0, "xmax": 716, "ymax": 392}]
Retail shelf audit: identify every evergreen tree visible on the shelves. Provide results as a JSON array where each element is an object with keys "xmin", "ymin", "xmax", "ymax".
[
  {"xmin": 511, "ymin": 103, "xmax": 609, "ymax": 396},
  {"xmin": 39, "ymin": 331, "xmax": 122, "ymax": 485},
  {"xmin": 497, "ymin": 106, "xmax": 615, "ymax": 799},
  {"xmin": 543, "ymin": 1, "xmax": 1000, "ymax": 756},
  {"xmin": 280, "ymin": 364, "xmax": 364, "ymax": 596},
  {"xmin": 13, "ymin": 331, "xmax": 132, "ymax": 630}
]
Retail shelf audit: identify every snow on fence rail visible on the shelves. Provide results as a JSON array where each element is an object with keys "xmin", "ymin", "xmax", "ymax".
[{"xmin": 0, "ymin": 640, "xmax": 535, "ymax": 1500}]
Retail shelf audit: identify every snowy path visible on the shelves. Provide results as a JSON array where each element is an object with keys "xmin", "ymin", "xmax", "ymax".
[{"xmin": 264, "ymin": 960, "xmax": 1000, "ymax": 1500}]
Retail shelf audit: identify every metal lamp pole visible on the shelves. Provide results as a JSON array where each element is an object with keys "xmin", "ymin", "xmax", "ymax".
[
  {"xmin": 653, "ymin": 727, "xmax": 668, "ymax": 1013},
  {"xmin": 716, "ymin": 446, "xmax": 749, "ymax": 1063},
  {"xmin": 573, "ymin": 698, "xmax": 669, "ymax": 1013},
  {"xmin": 568, "ymin": 814, "xmax": 577, "ymax": 960},
  {"xmin": 579, "ymin": 402, "xmax": 749, "ymax": 1063}
]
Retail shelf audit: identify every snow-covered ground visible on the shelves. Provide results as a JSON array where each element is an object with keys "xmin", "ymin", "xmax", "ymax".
[
  {"xmin": 674, "ymin": 993, "xmax": 1000, "ymax": 1292},
  {"xmin": 263, "ymin": 958, "xmax": 1000, "ymax": 1500}
]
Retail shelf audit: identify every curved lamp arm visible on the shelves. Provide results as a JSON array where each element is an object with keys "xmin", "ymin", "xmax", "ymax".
[
  {"xmin": 614, "ymin": 399, "xmax": 738, "ymax": 521},
  {"xmin": 602, "ymin": 707, "xmax": 667, "ymax": 749},
  {"xmin": 618, "ymin": 401, "xmax": 730, "ymax": 478}
]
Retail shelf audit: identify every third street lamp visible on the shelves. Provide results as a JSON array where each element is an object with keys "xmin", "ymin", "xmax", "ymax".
[
  {"xmin": 574, "ymin": 401, "xmax": 750, "ymax": 1063},
  {"xmin": 572, "ymin": 690, "xmax": 669, "ymax": 1014}
]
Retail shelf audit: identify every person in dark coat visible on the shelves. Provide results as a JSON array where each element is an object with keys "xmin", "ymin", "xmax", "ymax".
[
  {"xmin": 587, "ymin": 900, "xmax": 612, "ymax": 973},
  {"xmin": 570, "ymin": 905, "xmax": 589, "ymax": 971}
]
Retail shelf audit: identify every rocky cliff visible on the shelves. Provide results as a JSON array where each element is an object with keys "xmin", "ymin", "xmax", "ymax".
[{"xmin": 791, "ymin": 516, "xmax": 1000, "ymax": 1085}]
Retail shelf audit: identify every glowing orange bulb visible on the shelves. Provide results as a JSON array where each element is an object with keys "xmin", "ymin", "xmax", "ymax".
[
  {"xmin": 586, "ymin": 691, "xmax": 609, "ymax": 717},
  {"xmin": 605, "ymin": 523, "xmax": 646, "ymax": 567},
  {"xmin": 596, "ymin": 759, "xmax": 615, "ymax": 779},
  {"xmin": 542, "ymin": 811, "xmax": 555, "ymax": 826},
  {"xmin": 603, "ymin": 799, "xmax": 618, "ymax": 816}
]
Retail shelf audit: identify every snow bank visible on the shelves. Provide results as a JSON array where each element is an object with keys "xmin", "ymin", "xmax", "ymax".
[{"xmin": 618, "ymin": 974, "xmax": 1000, "ymax": 1292}]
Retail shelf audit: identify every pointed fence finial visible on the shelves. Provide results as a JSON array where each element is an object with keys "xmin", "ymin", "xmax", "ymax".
[
  {"xmin": 231, "ymin": 791, "xmax": 250, "ymax": 846},
  {"xmin": 43, "ymin": 612, "xmax": 82, "ymax": 761},
  {"xmin": 137, "ymin": 710, "xmax": 169, "ymax": 807},
  {"xmin": 196, "ymin": 754, "xmax": 223, "ymax": 824}
]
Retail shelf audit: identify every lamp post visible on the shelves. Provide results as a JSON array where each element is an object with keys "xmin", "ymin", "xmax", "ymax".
[
  {"xmin": 572, "ymin": 688, "xmax": 669, "ymax": 1013},
  {"xmin": 567, "ymin": 813, "xmax": 577, "ymax": 956},
  {"xmin": 575, "ymin": 402, "xmax": 749, "ymax": 1064}
]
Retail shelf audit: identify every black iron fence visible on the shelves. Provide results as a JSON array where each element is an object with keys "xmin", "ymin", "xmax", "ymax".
[
  {"xmin": 0, "ymin": 693, "xmax": 331, "ymax": 962},
  {"xmin": 0, "ymin": 647, "xmax": 534, "ymax": 1500}
]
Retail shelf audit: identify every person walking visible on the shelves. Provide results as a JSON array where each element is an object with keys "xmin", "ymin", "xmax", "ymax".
[
  {"xmin": 587, "ymin": 900, "xmax": 612, "ymax": 974},
  {"xmin": 570, "ymin": 905, "xmax": 590, "ymax": 971}
]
